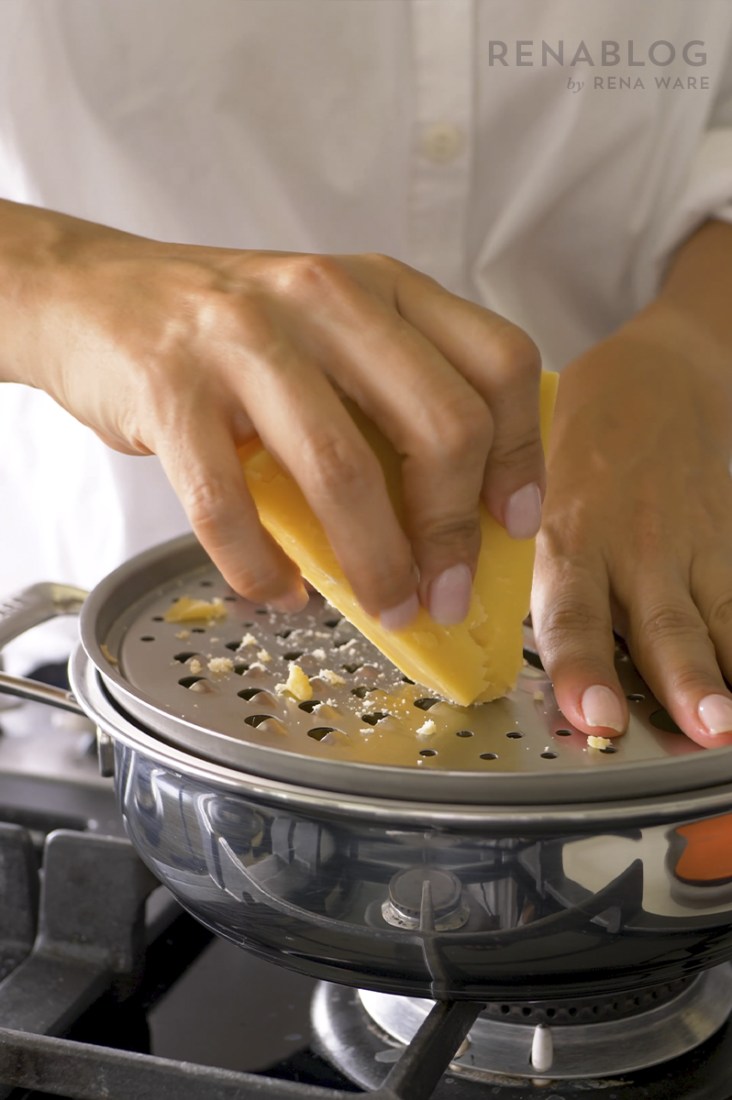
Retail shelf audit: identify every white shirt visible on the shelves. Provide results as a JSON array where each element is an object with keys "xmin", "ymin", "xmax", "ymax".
[{"xmin": 2, "ymin": 0, "xmax": 732, "ymax": 668}]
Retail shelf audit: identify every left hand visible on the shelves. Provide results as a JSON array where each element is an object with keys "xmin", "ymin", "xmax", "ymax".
[{"xmin": 532, "ymin": 316, "xmax": 732, "ymax": 748}]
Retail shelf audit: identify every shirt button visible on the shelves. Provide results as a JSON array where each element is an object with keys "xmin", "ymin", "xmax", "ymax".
[{"xmin": 420, "ymin": 123, "xmax": 465, "ymax": 164}]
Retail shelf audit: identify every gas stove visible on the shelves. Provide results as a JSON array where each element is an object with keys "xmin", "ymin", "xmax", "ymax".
[{"xmin": 0, "ymin": 689, "xmax": 731, "ymax": 1100}]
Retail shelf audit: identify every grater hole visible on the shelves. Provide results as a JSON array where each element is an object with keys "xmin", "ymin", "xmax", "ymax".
[
  {"xmin": 237, "ymin": 688, "xmax": 267, "ymax": 701},
  {"xmin": 233, "ymin": 664, "xmax": 250, "ymax": 675},
  {"xmin": 152, "ymin": 616, "xmax": 164, "ymax": 622},
  {"xmin": 199, "ymin": 580, "xmax": 214, "ymax": 587},
  {"xmin": 401, "ymin": 676, "xmax": 415, "ymax": 685},
  {"xmin": 500, "ymin": 1005, "xmax": 510, "ymax": 1015},
  {"xmin": 140, "ymin": 636, "xmax": 155, "ymax": 642},
  {"xmin": 456, "ymin": 730, "xmax": 474, "ymax": 738},
  {"xmin": 342, "ymin": 662, "xmax": 362, "ymax": 674},
  {"xmin": 555, "ymin": 729, "xmax": 572, "ymax": 737},
  {"xmin": 245, "ymin": 714, "xmax": 275, "ymax": 729},
  {"xmin": 351, "ymin": 687, "xmax": 374, "ymax": 700},
  {"xmin": 323, "ymin": 618, "xmax": 342, "ymax": 629},
  {"xmin": 242, "ymin": 621, "xmax": 254, "ymax": 628},
  {"xmin": 299, "ymin": 700, "xmax": 322, "ymax": 713},
  {"xmin": 283, "ymin": 651, "xmax": 304, "ymax": 661},
  {"xmin": 361, "ymin": 712, "xmax": 388, "ymax": 726},
  {"xmin": 480, "ymin": 752, "xmax": 498, "ymax": 760},
  {"xmin": 414, "ymin": 698, "xmax": 441, "ymax": 711},
  {"xmin": 308, "ymin": 727, "xmax": 335, "ymax": 742},
  {"xmin": 178, "ymin": 675, "xmax": 206, "ymax": 689},
  {"xmin": 521, "ymin": 1007, "xmax": 532, "ymax": 1017},
  {"xmin": 506, "ymin": 731, "xmax": 523, "ymax": 739},
  {"xmin": 627, "ymin": 693, "xmax": 645, "ymax": 702},
  {"xmin": 600, "ymin": 745, "xmax": 618, "ymax": 754},
  {"xmin": 223, "ymin": 595, "xmax": 237, "ymax": 602},
  {"xmin": 255, "ymin": 609, "xmax": 268, "ymax": 615},
  {"xmin": 650, "ymin": 709, "xmax": 684, "ymax": 734},
  {"xmin": 191, "ymin": 627, "xmax": 206, "ymax": 634},
  {"xmin": 225, "ymin": 641, "xmax": 242, "ymax": 652},
  {"xmin": 276, "ymin": 629, "xmax": 292, "ymax": 639},
  {"xmin": 419, "ymin": 749, "xmax": 437, "ymax": 757},
  {"xmin": 541, "ymin": 751, "xmax": 558, "ymax": 759},
  {"xmin": 173, "ymin": 652, "xmax": 198, "ymax": 663}
]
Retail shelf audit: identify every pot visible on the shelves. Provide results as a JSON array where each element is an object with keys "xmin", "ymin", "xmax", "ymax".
[{"xmin": 3, "ymin": 535, "xmax": 732, "ymax": 1003}]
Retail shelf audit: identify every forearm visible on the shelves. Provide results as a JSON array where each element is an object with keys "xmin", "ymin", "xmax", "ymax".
[
  {"xmin": 0, "ymin": 199, "xmax": 132, "ymax": 388},
  {"xmin": 620, "ymin": 219, "xmax": 732, "ymax": 393}
]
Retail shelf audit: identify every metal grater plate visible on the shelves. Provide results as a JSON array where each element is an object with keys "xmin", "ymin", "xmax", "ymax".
[{"xmin": 78, "ymin": 535, "xmax": 732, "ymax": 805}]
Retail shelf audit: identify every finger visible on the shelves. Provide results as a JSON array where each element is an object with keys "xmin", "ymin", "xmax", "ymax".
[
  {"xmin": 234, "ymin": 339, "xmax": 420, "ymax": 624},
  {"xmin": 275, "ymin": 256, "xmax": 492, "ymax": 624},
  {"xmin": 628, "ymin": 577, "xmax": 732, "ymax": 748},
  {"xmin": 392, "ymin": 265, "xmax": 546, "ymax": 538},
  {"xmin": 691, "ymin": 549, "xmax": 732, "ymax": 680},
  {"xmin": 532, "ymin": 540, "xmax": 628, "ymax": 737},
  {"xmin": 154, "ymin": 409, "xmax": 308, "ymax": 611}
]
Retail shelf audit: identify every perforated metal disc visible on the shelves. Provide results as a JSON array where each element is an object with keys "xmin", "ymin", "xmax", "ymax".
[{"xmin": 78, "ymin": 535, "xmax": 732, "ymax": 805}]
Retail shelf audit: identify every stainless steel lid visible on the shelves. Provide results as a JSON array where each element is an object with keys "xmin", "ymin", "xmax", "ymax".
[{"xmin": 79, "ymin": 534, "xmax": 732, "ymax": 805}]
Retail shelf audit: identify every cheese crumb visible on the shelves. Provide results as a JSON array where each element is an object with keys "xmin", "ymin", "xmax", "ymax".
[
  {"xmin": 175, "ymin": 630, "xmax": 190, "ymax": 641},
  {"xmin": 533, "ymin": 690, "xmax": 544, "ymax": 702},
  {"xmin": 208, "ymin": 657, "xmax": 234, "ymax": 674},
  {"xmin": 188, "ymin": 657, "xmax": 204, "ymax": 675},
  {"xmin": 319, "ymin": 668, "xmax": 346, "ymax": 687},
  {"xmin": 276, "ymin": 664, "xmax": 313, "ymax": 701},
  {"xmin": 311, "ymin": 648, "xmax": 327, "ymax": 662},
  {"xmin": 100, "ymin": 644, "xmax": 118, "ymax": 666},
  {"xmin": 587, "ymin": 735, "xmax": 613, "ymax": 749},
  {"xmin": 417, "ymin": 719, "xmax": 437, "ymax": 738},
  {"xmin": 163, "ymin": 596, "xmax": 227, "ymax": 623},
  {"xmin": 240, "ymin": 633, "xmax": 258, "ymax": 648},
  {"xmin": 257, "ymin": 648, "xmax": 272, "ymax": 663}
]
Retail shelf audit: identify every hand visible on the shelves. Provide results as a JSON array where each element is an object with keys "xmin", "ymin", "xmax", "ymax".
[
  {"xmin": 532, "ymin": 316, "xmax": 732, "ymax": 747},
  {"xmin": 0, "ymin": 201, "xmax": 544, "ymax": 625}
]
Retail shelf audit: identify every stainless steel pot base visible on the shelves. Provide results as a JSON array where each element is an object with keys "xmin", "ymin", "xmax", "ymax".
[
  {"xmin": 313, "ymin": 964, "xmax": 732, "ymax": 1082},
  {"xmin": 79, "ymin": 535, "xmax": 732, "ymax": 804}
]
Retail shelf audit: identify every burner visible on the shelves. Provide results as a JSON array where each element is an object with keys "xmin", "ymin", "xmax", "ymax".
[
  {"xmin": 312, "ymin": 965, "xmax": 732, "ymax": 1092},
  {"xmin": 382, "ymin": 867, "xmax": 470, "ymax": 931}
]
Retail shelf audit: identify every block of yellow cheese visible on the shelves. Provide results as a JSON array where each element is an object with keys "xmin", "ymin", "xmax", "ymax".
[{"xmin": 239, "ymin": 372, "xmax": 558, "ymax": 706}]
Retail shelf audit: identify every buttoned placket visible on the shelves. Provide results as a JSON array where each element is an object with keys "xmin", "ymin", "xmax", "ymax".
[{"xmin": 407, "ymin": 0, "xmax": 476, "ymax": 298}]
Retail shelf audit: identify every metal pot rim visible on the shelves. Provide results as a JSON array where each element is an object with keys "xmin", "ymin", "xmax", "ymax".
[{"xmin": 70, "ymin": 645, "xmax": 732, "ymax": 831}]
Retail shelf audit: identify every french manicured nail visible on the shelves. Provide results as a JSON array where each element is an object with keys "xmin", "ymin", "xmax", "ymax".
[
  {"xmin": 581, "ymin": 684, "xmax": 625, "ymax": 732},
  {"xmin": 428, "ymin": 563, "xmax": 473, "ymax": 626},
  {"xmin": 698, "ymin": 694, "xmax": 732, "ymax": 736},
  {"xmin": 380, "ymin": 592, "xmax": 420, "ymax": 632},
  {"xmin": 269, "ymin": 584, "xmax": 310, "ymax": 614},
  {"xmin": 505, "ymin": 482, "xmax": 542, "ymax": 540}
]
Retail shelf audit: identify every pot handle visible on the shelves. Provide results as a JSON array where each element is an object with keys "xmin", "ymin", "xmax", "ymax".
[
  {"xmin": 0, "ymin": 582, "xmax": 89, "ymax": 715},
  {"xmin": 0, "ymin": 582, "xmax": 88, "ymax": 650}
]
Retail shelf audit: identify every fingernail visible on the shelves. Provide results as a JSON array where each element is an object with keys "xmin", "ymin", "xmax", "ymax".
[
  {"xmin": 505, "ymin": 482, "xmax": 542, "ymax": 540},
  {"xmin": 269, "ymin": 583, "xmax": 310, "ymax": 614},
  {"xmin": 581, "ymin": 684, "xmax": 625, "ymax": 732},
  {"xmin": 698, "ymin": 694, "xmax": 732, "ymax": 736},
  {"xmin": 380, "ymin": 592, "xmax": 420, "ymax": 632},
  {"xmin": 428, "ymin": 563, "xmax": 473, "ymax": 626}
]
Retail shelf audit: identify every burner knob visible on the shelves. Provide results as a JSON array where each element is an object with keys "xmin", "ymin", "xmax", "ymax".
[{"xmin": 385, "ymin": 867, "xmax": 467, "ymax": 930}]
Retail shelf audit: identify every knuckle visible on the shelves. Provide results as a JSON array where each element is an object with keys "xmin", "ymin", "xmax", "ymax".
[
  {"xmin": 706, "ymin": 589, "xmax": 732, "ymax": 633},
  {"xmin": 276, "ymin": 253, "xmax": 349, "ymax": 303},
  {"xmin": 302, "ymin": 431, "xmax": 375, "ymax": 500},
  {"xmin": 489, "ymin": 429, "xmax": 544, "ymax": 473},
  {"xmin": 416, "ymin": 513, "xmax": 481, "ymax": 552},
  {"xmin": 635, "ymin": 602, "xmax": 705, "ymax": 644},
  {"xmin": 182, "ymin": 475, "xmax": 231, "ymax": 534},
  {"xmin": 429, "ymin": 397, "xmax": 492, "ymax": 464},
  {"xmin": 492, "ymin": 326, "xmax": 542, "ymax": 379},
  {"xmin": 540, "ymin": 597, "xmax": 609, "ymax": 644}
]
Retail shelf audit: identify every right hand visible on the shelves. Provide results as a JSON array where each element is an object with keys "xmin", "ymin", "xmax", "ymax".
[{"xmin": 1, "ymin": 201, "xmax": 544, "ymax": 627}]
